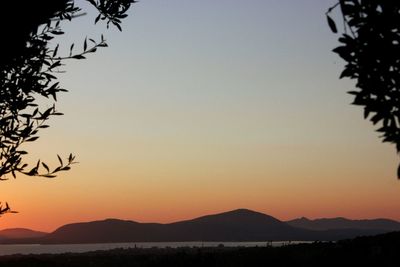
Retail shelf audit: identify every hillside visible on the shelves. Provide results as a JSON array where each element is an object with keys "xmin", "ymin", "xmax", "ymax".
[
  {"xmin": 287, "ymin": 217, "xmax": 400, "ymax": 231},
  {"xmin": 0, "ymin": 228, "xmax": 47, "ymax": 240},
  {"xmin": 2, "ymin": 209, "xmax": 399, "ymax": 244},
  {"xmin": 41, "ymin": 209, "xmax": 310, "ymax": 243}
]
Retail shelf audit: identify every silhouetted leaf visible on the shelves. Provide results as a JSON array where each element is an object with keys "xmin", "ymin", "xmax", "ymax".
[
  {"xmin": 57, "ymin": 155, "xmax": 63, "ymax": 166},
  {"xmin": 363, "ymin": 107, "xmax": 370, "ymax": 119},
  {"xmin": 69, "ymin": 43, "xmax": 75, "ymax": 56},
  {"xmin": 340, "ymin": 67, "xmax": 354, "ymax": 79},
  {"xmin": 50, "ymin": 61, "xmax": 62, "ymax": 70},
  {"xmin": 42, "ymin": 162, "xmax": 50, "ymax": 172},
  {"xmin": 43, "ymin": 174, "xmax": 57, "ymax": 178},
  {"xmin": 95, "ymin": 14, "xmax": 101, "ymax": 24},
  {"xmin": 51, "ymin": 30, "xmax": 64, "ymax": 35},
  {"xmin": 327, "ymin": 15, "xmax": 337, "ymax": 33},
  {"xmin": 72, "ymin": 55, "xmax": 86, "ymax": 59},
  {"xmin": 26, "ymin": 137, "xmax": 39, "ymax": 142},
  {"xmin": 53, "ymin": 44, "xmax": 59, "ymax": 57},
  {"xmin": 115, "ymin": 22, "xmax": 122, "ymax": 31}
]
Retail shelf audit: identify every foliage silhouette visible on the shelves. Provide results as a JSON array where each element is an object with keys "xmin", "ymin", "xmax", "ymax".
[
  {"xmin": 0, "ymin": 0, "xmax": 135, "ymax": 214},
  {"xmin": 327, "ymin": 1, "xmax": 400, "ymax": 178}
]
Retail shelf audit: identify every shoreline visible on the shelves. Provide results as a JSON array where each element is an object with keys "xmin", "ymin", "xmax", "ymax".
[{"xmin": 0, "ymin": 232, "xmax": 398, "ymax": 266}]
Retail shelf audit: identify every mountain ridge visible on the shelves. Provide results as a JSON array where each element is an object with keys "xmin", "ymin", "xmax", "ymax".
[
  {"xmin": 2, "ymin": 209, "xmax": 399, "ymax": 244},
  {"xmin": 40, "ymin": 208, "xmax": 303, "ymax": 243},
  {"xmin": 286, "ymin": 216, "xmax": 400, "ymax": 231},
  {"xmin": 0, "ymin": 228, "xmax": 48, "ymax": 241}
]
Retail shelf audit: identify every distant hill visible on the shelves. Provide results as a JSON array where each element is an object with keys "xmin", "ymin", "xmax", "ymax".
[
  {"xmin": 2, "ymin": 209, "xmax": 399, "ymax": 244},
  {"xmin": 0, "ymin": 228, "xmax": 47, "ymax": 240},
  {"xmin": 41, "ymin": 209, "xmax": 313, "ymax": 243},
  {"xmin": 286, "ymin": 217, "xmax": 400, "ymax": 231}
]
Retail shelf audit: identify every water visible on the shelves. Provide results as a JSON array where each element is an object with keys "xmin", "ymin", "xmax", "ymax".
[{"xmin": 0, "ymin": 241, "xmax": 311, "ymax": 256}]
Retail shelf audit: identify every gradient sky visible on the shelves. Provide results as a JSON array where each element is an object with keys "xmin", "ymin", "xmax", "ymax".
[{"xmin": 1, "ymin": 0, "xmax": 399, "ymax": 232}]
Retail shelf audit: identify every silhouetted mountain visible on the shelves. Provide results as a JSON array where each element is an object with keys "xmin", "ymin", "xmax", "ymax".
[
  {"xmin": 41, "ymin": 209, "xmax": 312, "ymax": 243},
  {"xmin": 159, "ymin": 209, "xmax": 308, "ymax": 242},
  {"xmin": 2, "ymin": 209, "xmax": 398, "ymax": 244},
  {"xmin": 0, "ymin": 228, "xmax": 47, "ymax": 240},
  {"xmin": 286, "ymin": 217, "xmax": 400, "ymax": 231}
]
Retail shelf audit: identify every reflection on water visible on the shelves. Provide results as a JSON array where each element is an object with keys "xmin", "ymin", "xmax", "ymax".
[{"xmin": 0, "ymin": 241, "xmax": 312, "ymax": 256}]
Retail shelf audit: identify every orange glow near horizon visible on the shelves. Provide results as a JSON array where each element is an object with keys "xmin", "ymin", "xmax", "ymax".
[{"xmin": 1, "ymin": 157, "xmax": 399, "ymax": 233}]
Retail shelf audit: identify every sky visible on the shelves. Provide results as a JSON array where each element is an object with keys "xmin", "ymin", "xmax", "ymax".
[{"xmin": 1, "ymin": 0, "xmax": 399, "ymax": 232}]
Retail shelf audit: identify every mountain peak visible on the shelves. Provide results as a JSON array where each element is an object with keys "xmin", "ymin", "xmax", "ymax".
[
  {"xmin": 210, "ymin": 208, "xmax": 278, "ymax": 218},
  {"xmin": 224, "ymin": 208, "xmax": 265, "ymax": 215},
  {"xmin": 287, "ymin": 217, "xmax": 400, "ymax": 231},
  {"xmin": 296, "ymin": 217, "xmax": 311, "ymax": 222},
  {"xmin": 178, "ymin": 208, "xmax": 285, "ymax": 228}
]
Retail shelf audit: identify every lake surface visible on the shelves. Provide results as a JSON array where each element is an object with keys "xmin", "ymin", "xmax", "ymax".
[{"xmin": 0, "ymin": 241, "xmax": 311, "ymax": 256}]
